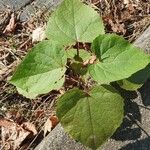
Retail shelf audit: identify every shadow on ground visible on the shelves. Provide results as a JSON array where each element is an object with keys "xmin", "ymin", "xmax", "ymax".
[
  {"xmin": 120, "ymin": 137, "xmax": 150, "ymax": 150},
  {"xmin": 139, "ymin": 79, "xmax": 150, "ymax": 106},
  {"xmin": 111, "ymin": 81, "xmax": 150, "ymax": 143}
]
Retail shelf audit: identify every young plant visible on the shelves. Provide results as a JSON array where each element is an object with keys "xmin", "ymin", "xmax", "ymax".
[{"xmin": 10, "ymin": 0, "xmax": 150, "ymax": 149}]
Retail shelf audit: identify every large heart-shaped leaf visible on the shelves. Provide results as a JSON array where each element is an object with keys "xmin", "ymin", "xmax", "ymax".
[
  {"xmin": 89, "ymin": 34, "xmax": 150, "ymax": 84},
  {"xmin": 10, "ymin": 40, "xmax": 67, "ymax": 99},
  {"xmin": 57, "ymin": 85, "xmax": 124, "ymax": 149},
  {"xmin": 46, "ymin": 0, "xmax": 105, "ymax": 45}
]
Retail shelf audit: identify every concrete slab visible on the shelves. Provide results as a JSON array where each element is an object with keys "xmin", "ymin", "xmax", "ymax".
[
  {"xmin": 0, "ymin": 0, "xmax": 31, "ymax": 10},
  {"xmin": 19, "ymin": 0, "xmax": 63, "ymax": 22},
  {"xmin": 34, "ymin": 26, "xmax": 150, "ymax": 150},
  {"xmin": 0, "ymin": 0, "xmax": 62, "ymax": 22}
]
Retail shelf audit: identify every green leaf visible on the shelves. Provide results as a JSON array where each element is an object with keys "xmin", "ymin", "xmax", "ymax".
[
  {"xmin": 118, "ymin": 64, "xmax": 150, "ymax": 91},
  {"xmin": 57, "ymin": 85, "xmax": 124, "ymax": 149},
  {"xmin": 10, "ymin": 40, "xmax": 67, "ymax": 99},
  {"xmin": 118, "ymin": 80, "xmax": 142, "ymax": 91},
  {"xmin": 46, "ymin": 0, "xmax": 105, "ymax": 45},
  {"xmin": 67, "ymin": 49, "xmax": 91, "ymax": 75},
  {"xmin": 89, "ymin": 34, "xmax": 150, "ymax": 84},
  {"xmin": 66, "ymin": 49, "xmax": 91, "ymax": 62}
]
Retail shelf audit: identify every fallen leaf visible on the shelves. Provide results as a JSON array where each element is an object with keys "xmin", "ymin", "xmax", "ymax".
[
  {"xmin": 43, "ymin": 116, "xmax": 59, "ymax": 136},
  {"xmin": 31, "ymin": 27, "xmax": 46, "ymax": 43},
  {"xmin": 34, "ymin": 110, "xmax": 45, "ymax": 119},
  {"xmin": 124, "ymin": 0, "xmax": 129, "ymax": 5},
  {"xmin": 11, "ymin": 127, "xmax": 30, "ymax": 150},
  {"xmin": 0, "ymin": 118, "xmax": 30, "ymax": 150},
  {"xmin": 5, "ymin": 110, "xmax": 24, "ymax": 124},
  {"xmin": 128, "ymin": 4, "xmax": 135, "ymax": 13},
  {"xmin": 21, "ymin": 122, "xmax": 37, "ymax": 135},
  {"xmin": 0, "ymin": 118, "xmax": 15, "ymax": 128},
  {"xmin": 108, "ymin": 19, "xmax": 126, "ymax": 34},
  {"xmin": 0, "ymin": 118, "xmax": 37, "ymax": 150},
  {"xmin": 3, "ymin": 13, "xmax": 16, "ymax": 34},
  {"xmin": 83, "ymin": 55, "xmax": 97, "ymax": 66},
  {"xmin": 50, "ymin": 116, "xmax": 59, "ymax": 128},
  {"xmin": 44, "ymin": 118, "xmax": 52, "ymax": 137}
]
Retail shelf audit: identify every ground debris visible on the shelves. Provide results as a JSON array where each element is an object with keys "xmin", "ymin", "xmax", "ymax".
[
  {"xmin": 85, "ymin": 0, "xmax": 150, "ymax": 41},
  {"xmin": 44, "ymin": 115, "xmax": 59, "ymax": 136},
  {"xmin": 3, "ymin": 13, "xmax": 17, "ymax": 34},
  {"xmin": 31, "ymin": 26, "xmax": 46, "ymax": 43},
  {"xmin": 0, "ymin": 118, "xmax": 37, "ymax": 150}
]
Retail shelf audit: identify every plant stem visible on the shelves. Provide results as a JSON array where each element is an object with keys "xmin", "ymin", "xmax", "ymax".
[{"xmin": 77, "ymin": 42, "xmax": 79, "ymax": 57}]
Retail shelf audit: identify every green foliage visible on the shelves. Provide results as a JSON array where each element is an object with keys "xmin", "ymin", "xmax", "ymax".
[
  {"xmin": 67, "ymin": 49, "xmax": 91, "ymax": 75},
  {"xmin": 10, "ymin": 41, "xmax": 67, "ymax": 98},
  {"xmin": 10, "ymin": 0, "xmax": 150, "ymax": 149},
  {"xmin": 57, "ymin": 86, "xmax": 124, "ymax": 149},
  {"xmin": 118, "ymin": 64, "xmax": 150, "ymax": 91},
  {"xmin": 89, "ymin": 34, "xmax": 150, "ymax": 84},
  {"xmin": 66, "ymin": 49, "xmax": 91, "ymax": 62},
  {"xmin": 46, "ymin": 0, "xmax": 105, "ymax": 45}
]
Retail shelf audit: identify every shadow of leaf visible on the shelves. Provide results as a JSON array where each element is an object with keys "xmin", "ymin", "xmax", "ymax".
[
  {"xmin": 111, "ymin": 83, "xmax": 142, "ymax": 141},
  {"xmin": 139, "ymin": 80, "xmax": 150, "ymax": 106},
  {"xmin": 120, "ymin": 137, "xmax": 150, "ymax": 150}
]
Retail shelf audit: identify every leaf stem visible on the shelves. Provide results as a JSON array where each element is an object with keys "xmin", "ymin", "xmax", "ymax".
[{"xmin": 77, "ymin": 42, "xmax": 80, "ymax": 57}]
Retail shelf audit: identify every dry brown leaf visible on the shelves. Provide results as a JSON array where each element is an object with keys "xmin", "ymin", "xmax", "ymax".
[
  {"xmin": 59, "ymin": 88, "xmax": 65, "ymax": 95},
  {"xmin": 128, "ymin": 4, "xmax": 135, "ymax": 13},
  {"xmin": 43, "ymin": 116, "xmax": 59, "ymax": 136},
  {"xmin": 21, "ymin": 122, "xmax": 37, "ymax": 136},
  {"xmin": 0, "ymin": 118, "xmax": 15, "ymax": 128},
  {"xmin": 34, "ymin": 110, "xmax": 45, "ymax": 119},
  {"xmin": 83, "ymin": 55, "xmax": 97, "ymax": 66},
  {"xmin": 3, "ymin": 13, "xmax": 16, "ymax": 34},
  {"xmin": 0, "ymin": 118, "xmax": 37, "ymax": 150},
  {"xmin": 5, "ymin": 110, "xmax": 24, "ymax": 124},
  {"xmin": 50, "ymin": 116, "xmax": 59, "ymax": 128},
  {"xmin": 124, "ymin": 0, "xmax": 129, "ymax": 5},
  {"xmin": 31, "ymin": 27, "xmax": 46, "ymax": 43},
  {"xmin": 44, "ymin": 118, "xmax": 52, "ymax": 137},
  {"xmin": 0, "ymin": 118, "xmax": 30, "ymax": 150},
  {"xmin": 108, "ymin": 19, "xmax": 126, "ymax": 34},
  {"xmin": 10, "ymin": 127, "xmax": 30, "ymax": 150}
]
